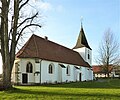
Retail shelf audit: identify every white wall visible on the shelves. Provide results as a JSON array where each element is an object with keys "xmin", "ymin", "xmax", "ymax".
[
  {"xmin": 41, "ymin": 60, "xmax": 58, "ymax": 83},
  {"xmin": 73, "ymin": 47, "xmax": 92, "ymax": 66},
  {"xmin": 41, "ymin": 60, "xmax": 75, "ymax": 83},
  {"xmin": 74, "ymin": 47, "xmax": 85, "ymax": 61},
  {"xmin": 12, "ymin": 58, "xmax": 93, "ymax": 85}
]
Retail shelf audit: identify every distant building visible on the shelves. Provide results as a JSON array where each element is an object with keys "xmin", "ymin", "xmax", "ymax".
[
  {"xmin": 11, "ymin": 24, "xmax": 93, "ymax": 85},
  {"xmin": 92, "ymin": 65, "xmax": 120, "ymax": 78}
]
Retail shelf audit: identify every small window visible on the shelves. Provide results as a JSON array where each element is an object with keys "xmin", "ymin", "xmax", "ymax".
[
  {"xmin": 26, "ymin": 62, "xmax": 33, "ymax": 73},
  {"xmin": 88, "ymin": 50, "xmax": 90, "ymax": 59},
  {"xmin": 66, "ymin": 65, "xmax": 70, "ymax": 75},
  {"xmin": 48, "ymin": 64, "xmax": 53, "ymax": 74},
  {"xmin": 35, "ymin": 59, "xmax": 39, "ymax": 63},
  {"xmin": 88, "ymin": 54, "xmax": 90, "ymax": 59}
]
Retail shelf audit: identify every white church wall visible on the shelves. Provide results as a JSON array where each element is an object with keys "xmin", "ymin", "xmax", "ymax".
[
  {"xmin": 65, "ymin": 65, "xmax": 74, "ymax": 82},
  {"xmin": 57, "ymin": 63, "xmax": 66, "ymax": 83},
  {"xmin": 19, "ymin": 58, "xmax": 35, "ymax": 84},
  {"xmin": 40, "ymin": 60, "xmax": 79, "ymax": 83},
  {"xmin": 85, "ymin": 48, "xmax": 92, "ymax": 66},
  {"xmin": 82, "ymin": 67, "xmax": 93, "ymax": 81},
  {"xmin": 12, "ymin": 57, "xmax": 93, "ymax": 85},
  {"xmin": 70, "ymin": 65, "xmax": 75, "ymax": 81},
  {"xmin": 34, "ymin": 63, "xmax": 40, "ymax": 83},
  {"xmin": 41, "ymin": 60, "xmax": 58, "ymax": 84},
  {"xmin": 73, "ymin": 66, "xmax": 82, "ymax": 81},
  {"xmin": 58, "ymin": 64, "xmax": 62, "ymax": 82},
  {"xmin": 76, "ymin": 70, "xmax": 80, "ymax": 81},
  {"xmin": 61, "ymin": 68, "xmax": 66, "ymax": 82},
  {"xmin": 74, "ymin": 47, "xmax": 92, "ymax": 66},
  {"xmin": 74, "ymin": 67, "xmax": 77, "ymax": 81},
  {"xmin": 90, "ymin": 69, "xmax": 93, "ymax": 80},
  {"xmin": 35, "ymin": 63, "xmax": 40, "ymax": 72},
  {"xmin": 11, "ymin": 59, "xmax": 21, "ymax": 83},
  {"xmin": 73, "ymin": 47, "xmax": 86, "ymax": 61},
  {"xmin": 81, "ymin": 67, "xmax": 87, "ymax": 81},
  {"xmin": 73, "ymin": 47, "xmax": 93, "ymax": 81},
  {"xmin": 28, "ymin": 73, "xmax": 34, "ymax": 83}
]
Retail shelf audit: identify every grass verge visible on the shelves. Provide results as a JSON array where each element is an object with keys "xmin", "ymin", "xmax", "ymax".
[{"xmin": 0, "ymin": 79, "xmax": 120, "ymax": 100}]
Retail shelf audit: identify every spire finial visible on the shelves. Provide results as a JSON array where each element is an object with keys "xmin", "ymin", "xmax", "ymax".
[{"xmin": 80, "ymin": 16, "xmax": 83, "ymax": 28}]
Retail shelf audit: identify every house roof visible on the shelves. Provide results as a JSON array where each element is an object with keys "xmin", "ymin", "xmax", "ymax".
[
  {"xmin": 73, "ymin": 26, "xmax": 92, "ymax": 50},
  {"xmin": 16, "ymin": 34, "xmax": 90, "ymax": 67},
  {"xmin": 92, "ymin": 65, "xmax": 113, "ymax": 73}
]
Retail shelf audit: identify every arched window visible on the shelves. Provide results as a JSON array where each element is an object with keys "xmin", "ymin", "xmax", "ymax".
[
  {"xmin": 66, "ymin": 65, "xmax": 70, "ymax": 75},
  {"xmin": 88, "ymin": 50, "xmax": 90, "ymax": 59},
  {"xmin": 26, "ymin": 62, "xmax": 33, "ymax": 73},
  {"xmin": 48, "ymin": 64, "xmax": 54, "ymax": 74}
]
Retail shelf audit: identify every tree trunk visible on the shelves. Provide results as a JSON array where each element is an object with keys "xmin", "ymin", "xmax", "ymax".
[
  {"xmin": 107, "ymin": 72, "xmax": 109, "ymax": 78},
  {"xmin": 2, "ymin": 63, "xmax": 12, "ymax": 89},
  {"xmin": 0, "ymin": 0, "xmax": 41, "ymax": 90}
]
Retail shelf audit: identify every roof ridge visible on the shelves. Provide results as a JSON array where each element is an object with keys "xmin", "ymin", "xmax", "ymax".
[
  {"xmin": 33, "ymin": 34, "xmax": 78, "ymax": 54},
  {"xmin": 33, "ymin": 35, "xmax": 39, "ymax": 57}
]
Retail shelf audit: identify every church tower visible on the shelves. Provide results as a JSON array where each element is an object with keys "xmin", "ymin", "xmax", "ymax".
[{"xmin": 73, "ymin": 24, "xmax": 92, "ymax": 66}]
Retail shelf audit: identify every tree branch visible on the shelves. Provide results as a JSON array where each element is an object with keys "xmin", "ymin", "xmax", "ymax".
[
  {"xmin": 17, "ymin": 12, "xmax": 38, "ymax": 28},
  {"xmin": 19, "ymin": 0, "xmax": 29, "ymax": 11},
  {"xmin": 16, "ymin": 24, "xmax": 41, "ymax": 43}
]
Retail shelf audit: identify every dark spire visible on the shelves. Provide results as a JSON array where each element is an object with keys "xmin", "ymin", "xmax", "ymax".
[{"xmin": 73, "ymin": 23, "xmax": 92, "ymax": 50}]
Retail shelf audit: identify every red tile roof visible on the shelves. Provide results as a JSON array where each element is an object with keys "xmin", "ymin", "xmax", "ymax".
[
  {"xmin": 92, "ymin": 65, "xmax": 113, "ymax": 73},
  {"xmin": 16, "ymin": 34, "xmax": 90, "ymax": 67}
]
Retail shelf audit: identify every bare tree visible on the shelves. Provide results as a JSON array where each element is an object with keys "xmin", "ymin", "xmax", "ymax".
[
  {"xmin": 0, "ymin": 0, "xmax": 41, "ymax": 89},
  {"xmin": 96, "ymin": 29, "xmax": 120, "ymax": 77}
]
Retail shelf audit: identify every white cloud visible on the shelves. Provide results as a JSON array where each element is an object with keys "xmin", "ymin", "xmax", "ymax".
[
  {"xmin": 37, "ymin": 1, "xmax": 53, "ymax": 12},
  {"xmin": 31, "ymin": 1, "xmax": 64, "ymax": 13}
]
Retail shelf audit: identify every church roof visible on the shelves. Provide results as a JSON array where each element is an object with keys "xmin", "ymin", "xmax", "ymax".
[
  {"xmin": 73, "ymin": 26, "xmax": 92, "ymax": 50},
  {"xmin": 16, "ymin": 34, "xmax": 90, "ymax": 67}
]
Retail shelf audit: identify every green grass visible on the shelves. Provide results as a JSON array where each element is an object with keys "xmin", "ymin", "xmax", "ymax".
[{"xmin": 0, "ymin": 79, "xmax": 120, "ymax": 100}]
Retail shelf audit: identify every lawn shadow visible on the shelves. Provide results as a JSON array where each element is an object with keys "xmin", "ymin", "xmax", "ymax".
[
  {"xmin": 5, "ymin": 87, "xmax": 120, "ymax": 99},
  {"xmin": 40, "ymin": 79, "xmax": 120, "ymax": 89}
]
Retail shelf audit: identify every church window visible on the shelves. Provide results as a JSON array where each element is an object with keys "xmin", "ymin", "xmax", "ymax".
[
  {"xmin": 88, "ymin": 54, "xmax": 90, "ymax": 59},
  {"xmin": 48, "ymin": 64, "xmax": 54, "ymax": 74},
  {"xmin": 66, "ymin": 65, "xmax": 70, "ymax": 75},
  {"xmin": 88, "ymin": 50, "xmax": 90, "ymax": 59},
  {"xmin": 26, "ymin": 62, "xmax": 33, "ymax": 73},
  {"xmin": 35, "ymin": 59, "xmax": 39, "ymax": 63}
]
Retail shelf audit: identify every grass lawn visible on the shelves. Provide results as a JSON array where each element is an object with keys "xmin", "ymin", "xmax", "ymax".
[{"xmin": 0, "ymin": 79, "xmax": 120, "ymax": 100}]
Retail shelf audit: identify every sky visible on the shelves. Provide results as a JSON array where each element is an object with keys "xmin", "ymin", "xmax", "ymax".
[{"xmin": 0, "ymin": 0, "xmax": 120, "ymax": 74}]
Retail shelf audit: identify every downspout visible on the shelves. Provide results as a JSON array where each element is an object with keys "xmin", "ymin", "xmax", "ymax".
[{"xmin": 39, "ymin": 59, "xmax": 42, "ymax": 84}]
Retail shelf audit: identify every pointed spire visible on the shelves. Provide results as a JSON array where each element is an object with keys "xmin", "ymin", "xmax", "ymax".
[{"xmin": 73, "ymin": 22, "xmax": 92, "ymax": 50}]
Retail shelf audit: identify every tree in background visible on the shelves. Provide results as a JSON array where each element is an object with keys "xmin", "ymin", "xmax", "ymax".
[
  {"xmin": 0, "ymin": 0, "xmax": 41, "ymax": 89},
  {"xmin": 96, "ymin": 29, "xmax": 120, "ymax": 77}
]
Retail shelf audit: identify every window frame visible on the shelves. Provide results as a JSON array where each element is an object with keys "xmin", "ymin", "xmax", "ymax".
[
  {"xmin": 66, "ymin": 65, "xmax": 70, "ymax": 76},
  {"xmin": 88, "ymin": 50, "xmax": 90, "ymax": 59},
  {"xmin": 26, "ymin": 62, "xmax": 33, "ymax": 73},
  {"xmin": 48, "ymin": 64, "xmax": 54, "ymax": 74}
]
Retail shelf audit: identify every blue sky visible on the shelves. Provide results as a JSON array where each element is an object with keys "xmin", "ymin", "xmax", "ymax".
[
  {"xmin": 37, "ymin": 0, "xmax": 120, "ymax": 62},
  {"xmin": 0, "ymin": 0, "xmax": 120, "ymax": 74}
]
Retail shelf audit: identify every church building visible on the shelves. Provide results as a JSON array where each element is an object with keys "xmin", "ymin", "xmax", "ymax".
[{"xmin": 11, "ymin": 25, "xmax": 93, "ymax": 85}]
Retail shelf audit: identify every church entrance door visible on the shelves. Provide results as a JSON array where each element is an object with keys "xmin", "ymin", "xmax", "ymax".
[
  {"xmin": 79, "ymin": 73, "xmax": 81, "ymax": 81},
  {"xmin": 22, "ymin": 73, "xmax": 28, "ymax": 84}
]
